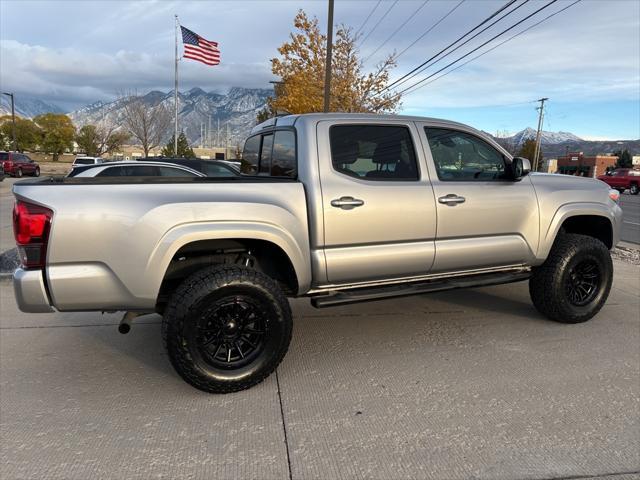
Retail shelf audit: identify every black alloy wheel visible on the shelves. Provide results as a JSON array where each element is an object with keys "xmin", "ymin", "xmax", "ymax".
[
  {"xmin": 193, "ymin": 294, "xmax": 267, "ymax": 369},
  {"xmin": 564, "ymin": 259, "xmax": 600, "ymax": 306}
]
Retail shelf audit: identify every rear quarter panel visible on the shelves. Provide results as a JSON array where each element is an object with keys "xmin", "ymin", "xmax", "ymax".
[{"xmin": 13, "ymin": 181, "xmax": 310, "ymax": 311}]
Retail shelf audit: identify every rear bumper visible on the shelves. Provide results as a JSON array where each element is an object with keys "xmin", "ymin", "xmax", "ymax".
[{"xmin": 13, "ymin": 268, "xmax": 54, "ymax": 313}]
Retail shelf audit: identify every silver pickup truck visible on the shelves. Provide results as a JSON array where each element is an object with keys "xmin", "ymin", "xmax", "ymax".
[{"xmin": 12, "ymin": 113, "xmax": 623, "ymax": 393}]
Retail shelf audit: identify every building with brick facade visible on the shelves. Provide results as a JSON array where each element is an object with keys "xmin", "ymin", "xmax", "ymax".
[{"xmin": 556, "ymin": 152, "xmax": 617, "ymax": 178}]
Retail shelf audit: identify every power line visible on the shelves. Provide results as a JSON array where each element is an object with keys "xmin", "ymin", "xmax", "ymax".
[
  {"xmin": 403, "ymin": 0, "xmax": 581, "ymax": 93},
  {"xmin": 359, "ymin": 0, "xmax": 399, "ymax": 48},
  {"xmin": 395, "ymin": 0, "xmax": 466, "ymax": 61},
  {"xmin": 383, "ymin": 0, "xmax": 530, "ymax": 94},
  {"xmin": 355, "ymin": 0, "xmax": 382, "ymax": 36},
  {"xmin": 363, "ymin": 0, "xmax": 431, "ymax": 64},
  {"xmin": 393, "ymin": 0, "xmax": 561, "ymax": 98},
  {"xmin": 379, "ymin": 0, "xmax": 520, "ymax": 95}
]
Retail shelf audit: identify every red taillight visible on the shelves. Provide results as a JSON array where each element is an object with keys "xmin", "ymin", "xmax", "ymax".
[{"xmin": 13, "ymin": 201, "xmax": 53, "ymax": 268}]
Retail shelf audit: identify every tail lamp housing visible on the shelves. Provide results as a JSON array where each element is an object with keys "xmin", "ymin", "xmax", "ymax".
[{"xmin": 13, "ymin": 201, "xmax": 53, "ymax": 268}]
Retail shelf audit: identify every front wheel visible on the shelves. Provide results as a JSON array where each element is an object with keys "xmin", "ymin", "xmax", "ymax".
[
  {"xmin": 529, "ymin": 233, "xmax": 613, "ymax": 323},
  {"xmin": 33, "ymin": 167, "xmax": 40, "ymax": 177},
  {"xmin": 162, "ymin": 265, "xmax": 293, "ymax": 393},
  {"xmin": 15, "ymin": 168, "xmax": 22, "ymax": 178},
  {"xmin": 630, "ymin": 184, "xmax": 639, "ymax": 195}
]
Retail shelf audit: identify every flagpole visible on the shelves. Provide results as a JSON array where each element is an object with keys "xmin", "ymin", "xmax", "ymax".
[{"xmin": 174, "ymin": 14, "xmax": 179, "ymax": 156}]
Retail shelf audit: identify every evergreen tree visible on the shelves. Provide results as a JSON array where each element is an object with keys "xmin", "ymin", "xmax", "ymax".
[
  {"xmin": 161, "ymin": 132, "xmax": 195, "ymax": 158},
  {"xmin": 613, "ymin": 149, "xmax": 632, "ymax": 168}
]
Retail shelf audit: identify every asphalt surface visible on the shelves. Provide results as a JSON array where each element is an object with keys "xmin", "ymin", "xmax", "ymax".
[{"xmin": 620, "ymin": 194, "xmax": 640, "ymax": 244}]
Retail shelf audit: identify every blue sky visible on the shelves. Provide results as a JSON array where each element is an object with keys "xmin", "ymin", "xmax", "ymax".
[{"xmin": 0, "ymin": 0, "xmax": 639, "ymax": 139}]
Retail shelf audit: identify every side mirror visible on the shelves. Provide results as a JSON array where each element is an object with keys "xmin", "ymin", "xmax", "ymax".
[{"xmin": 509, "ymin": 156, "xmax": 530, "ymax": 180}]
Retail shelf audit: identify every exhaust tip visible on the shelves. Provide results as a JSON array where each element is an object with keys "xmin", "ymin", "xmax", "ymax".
[{"xmin": 118, "ymin": 323, "xmax": 131, "ymax": 334}]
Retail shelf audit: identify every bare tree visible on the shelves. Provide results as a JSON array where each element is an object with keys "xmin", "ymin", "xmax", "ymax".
[{"xmin": 120, "ymin": 93, "xmax": 172, "ymax": 157}]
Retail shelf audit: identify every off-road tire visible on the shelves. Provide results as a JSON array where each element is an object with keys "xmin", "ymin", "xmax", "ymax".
[
  {"xmin": 529, "ymin": 233, "xmax": 613, "ymax": 323},
  {"xmin": 162, "ymin": 265, "xmax": 292, "ymax": 393}
]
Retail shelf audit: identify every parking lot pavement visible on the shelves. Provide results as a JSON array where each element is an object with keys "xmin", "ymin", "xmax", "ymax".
[
  {"xmin": 0, "ymin": 177, "xmax": 19, "ymax": 253},
  {"xmin": 1, "ymin": 260, "xmax": 638, "ymax": 480},
  {"xmin": 620, "ymin": 194, "xmax": 640, "ymax": 245}
]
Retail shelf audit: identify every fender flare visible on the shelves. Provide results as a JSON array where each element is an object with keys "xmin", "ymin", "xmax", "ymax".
[
  {"xmin": 537, "ymin": 202, "xmax": 615, "ymax": 262},
  {"xmin": 146, "ymin": 221, "xmax": 312, "ymax": 296}
]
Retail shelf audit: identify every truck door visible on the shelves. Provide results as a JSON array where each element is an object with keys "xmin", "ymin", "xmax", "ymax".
[
  {"xmin": 418, "ymin": 124, "xmax": 539, "ymax": 272},
  {"xmin": 317, "ymin": 120, "xmax": 437, "ymax": 284}
]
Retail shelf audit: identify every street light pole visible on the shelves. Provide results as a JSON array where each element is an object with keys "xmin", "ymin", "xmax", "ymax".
[
  {"xmin": 323, "ymin": 0, "xmax": 334, "ymax": 113},
  {"xmin": 3, "ymin": 92, "xmax": 16, "ymax": 151}
]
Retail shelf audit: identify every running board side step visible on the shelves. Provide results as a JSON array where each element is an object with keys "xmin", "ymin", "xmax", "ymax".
[{"xmin": 310, "ymin": 271, "xmax": 531, "ymax": 308}]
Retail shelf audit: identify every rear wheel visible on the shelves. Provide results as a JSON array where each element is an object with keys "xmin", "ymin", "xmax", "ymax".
[
  {"xmin": 162, "ymin": 265, "xmax": 292, "ymax": 393},
  {"xmin": 529, "ymin": 233, "xmax": 613, "ymax": 323},
  {"xmin": 630, "ymin": 184, "xmax": 639, "ymax": 195}
]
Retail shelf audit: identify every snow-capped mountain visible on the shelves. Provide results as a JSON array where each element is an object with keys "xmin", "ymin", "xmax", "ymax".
[
  {"xmin": 505, "ymin": 127, "xmax": 583, "ymax": 145},
  {"xmin": 69, "ymin": 87, "xmax": 272, "ymax": 147},
  {"xmin": 0, "ymin": 96, "xmax": 65, "ymax": 118}
]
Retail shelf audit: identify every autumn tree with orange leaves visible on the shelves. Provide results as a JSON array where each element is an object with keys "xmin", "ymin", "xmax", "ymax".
[{"xmin": 258, "ymin": 10, "xmax": 401, "ymax": 122}]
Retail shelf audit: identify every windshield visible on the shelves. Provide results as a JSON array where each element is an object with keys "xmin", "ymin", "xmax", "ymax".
[{"xmin": 74, "ymin": 158, "xmax": 96, "ymax": 165}]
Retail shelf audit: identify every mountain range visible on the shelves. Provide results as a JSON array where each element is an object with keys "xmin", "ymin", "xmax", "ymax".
[
  {"xmin": 0, "ymin": 96, "xmax": 65, "ymax": 118},
  {"xmin": 2, "ymin": 89, "xmax": 637, "ymax": 156},
  {"xmin": 68, "ymin": 87, "xmax": 272, "ymax": 147}
]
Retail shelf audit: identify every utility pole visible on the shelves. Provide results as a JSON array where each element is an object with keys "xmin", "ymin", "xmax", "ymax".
[
  {"xmin": 208, "ymin": 115, "xmax": 211, "ymax": 149},
  {"xmin": 2, "ymin": 92, "xmax": 16, "ymax": 151},
  {"xmin": 323, "ymin": 0, "xmax": 334, "ymax": 113},
  {"xmin": 217, "ymin": 118, "xmax": 220, "ymax": 147},
  {"xmin": 532, "ymin": 97, "xmax": 548, "ymax": 172},
  {"xmin": 225, "ymin": 123, "xmax": 229, "ymax": 160}
]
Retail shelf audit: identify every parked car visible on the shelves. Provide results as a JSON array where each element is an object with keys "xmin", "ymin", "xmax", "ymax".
[
  {"xmin": 72, "ymin": 156, "xmax": 105, "ymax": 168},
  {"xmin": 0, "ymin": 151, "xmax": 40, "ymax": 177},
  {"xmin": 141, "ymin": 157, "xmax": 240, "ymax": 177},
  {"xmin": 12, "ymin": 113, "xmax": 622, "ymax": 394},
  {"xmin": 67, "ymin": 161, "xmax": 205, "ymax": 178},
  {"xmin": 597, "ymin": 168, "xmax": 640, "ymax": 195}
]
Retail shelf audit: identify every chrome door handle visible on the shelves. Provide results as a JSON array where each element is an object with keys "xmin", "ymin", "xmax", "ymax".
[
  {"xmin": 331, "ymin": 196, "xmax": 365, "ymax": 209},
  {"xmin": 438, "ymin": 194, "xmax": 466, "ymax": 205}
]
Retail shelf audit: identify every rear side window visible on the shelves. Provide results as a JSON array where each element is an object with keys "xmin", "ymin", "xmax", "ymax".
[
  {"xmin": 204, "ymin": 163, "xmax": 237, "ymax": 177},
  {"xmin": 241, "ymin": 135, "xmax": 260, "ymax": 174},
  {"xmin": 329, "ymin": 125, "xmax": 419, "ymax": 181},
  {"xmin": 272, "ymin": 131, "xmax": 296, "ymax": 177},
  {"xmin": 158, "ymin": 166, "xmax": 199, "ymax": 177},
  {"xmin": 259, "ymin": 134, "xmax": 274, "ymax": 175},
  {"xmin": 241, "ymin": 130, "xmax": 297, "ymax": 178},
  {"xmin": 0, "ymin": 153, "xmax": 8, "ymax": 160},
  {"xmin": 96, "ymin": 165, "xmax": 159, "ymax": 177}
]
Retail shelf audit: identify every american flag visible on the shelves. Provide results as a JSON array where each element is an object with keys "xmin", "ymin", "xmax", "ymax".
[{"xmin": 180, "ymin": 26, "xmax": 220, "ymax": 66}]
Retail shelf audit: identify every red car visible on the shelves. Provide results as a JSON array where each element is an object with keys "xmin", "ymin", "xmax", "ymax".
[
  {"xmin": 0, "ymin": 152, "xmax": 40, "ymax": 178},
  {"xmin": 597, "ymin": 168, "xmax": 640, "ymax": 195}
]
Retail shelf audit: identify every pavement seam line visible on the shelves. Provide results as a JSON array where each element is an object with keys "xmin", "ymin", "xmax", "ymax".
[
  {"xmin": 536, "ymin": 470, "xmax": 640, "ymax": 480},
  {"xmin": 275, "ymin": 368, "xmax": 293, "ymax": 480}
]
